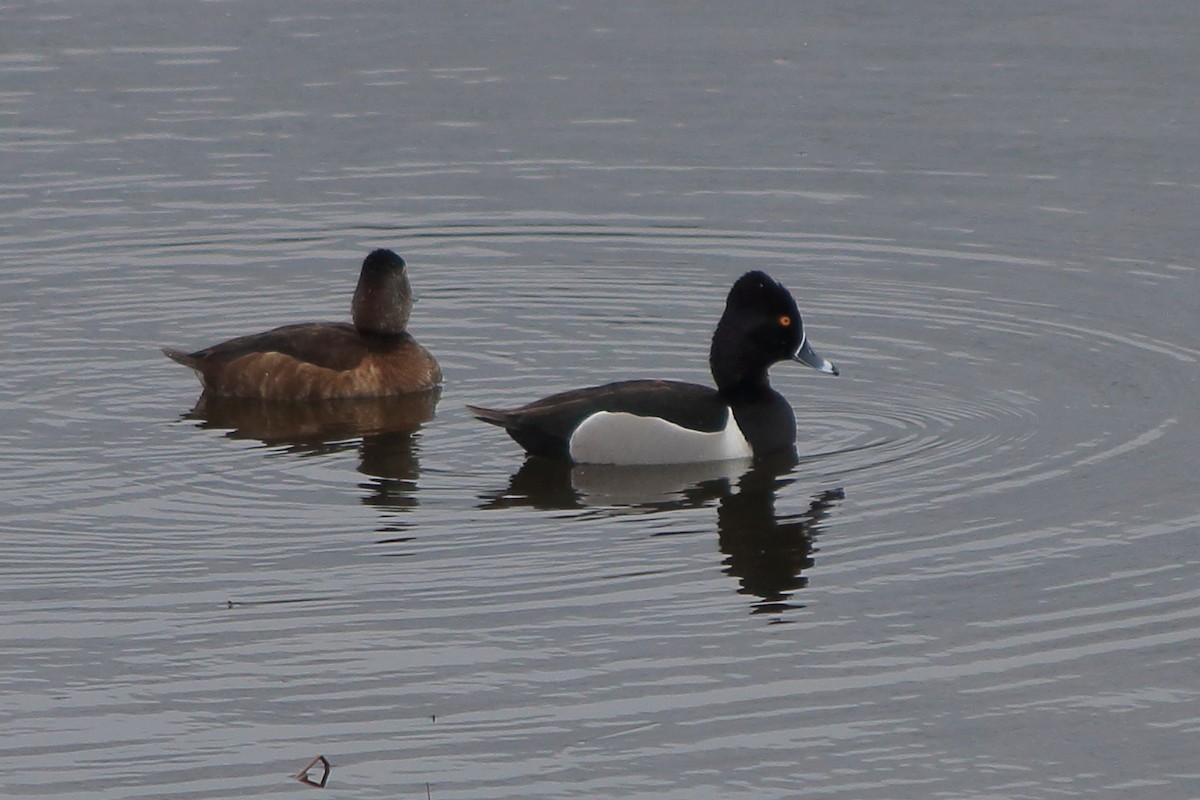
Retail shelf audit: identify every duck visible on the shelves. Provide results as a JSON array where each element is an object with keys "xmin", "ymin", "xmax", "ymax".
[
  {"xmin": 163, "ymin": 249, "xmax": 441, "ymax": 400},
  {"xmin": 467, "ymin": 270, "xmax": 837, "ymax": 464}
]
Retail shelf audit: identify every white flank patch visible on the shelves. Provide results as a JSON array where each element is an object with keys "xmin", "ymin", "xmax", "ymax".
[{"xmin": 568, "ymin": 411, "xmax": 753, "ymax": 465}]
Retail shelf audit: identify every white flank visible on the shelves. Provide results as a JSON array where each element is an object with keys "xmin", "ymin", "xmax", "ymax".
[{"xmin": 568, "ymin": 411, "xmax": 753, "ymax": 465}]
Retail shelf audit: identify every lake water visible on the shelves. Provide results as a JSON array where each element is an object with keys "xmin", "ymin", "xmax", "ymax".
[{"xmin": 3, "ymin": 3, "xmax": 1199, "ymax": 798}]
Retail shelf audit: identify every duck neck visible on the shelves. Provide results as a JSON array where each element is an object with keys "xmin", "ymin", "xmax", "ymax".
[
  {"xmin": 710, "ymin": 328, "xmax": 773, "ymax": 401},
  {"xmin": 723, "ymin": 367, "xmax": 796, "ymax": 458},
  {"xmin": 715, "ymin": 352, "xmax": 796, "ymax": 457},
  {"xmin": 352, "ymin": 270, "xmax": 412, "ymax": 336}
]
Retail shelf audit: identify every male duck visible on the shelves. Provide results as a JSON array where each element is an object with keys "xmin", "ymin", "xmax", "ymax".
[
  {"xmin": 164, "ymin": 249, "xmax": 441, "ymax": 399},
  {"xmin": 468, "ymin": 271, "xmax": 837, "ymax": 464}
]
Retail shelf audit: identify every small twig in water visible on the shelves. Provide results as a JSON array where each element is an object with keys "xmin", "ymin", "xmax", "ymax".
[{"xmin": 294, "ymin": 754, "xmax": 331, "ymax": 788}]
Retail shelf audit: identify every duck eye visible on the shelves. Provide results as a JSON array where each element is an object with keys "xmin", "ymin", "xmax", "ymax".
[{"xmin": 779, "ymin": 315, "xmax": 792, "ymax": 326}]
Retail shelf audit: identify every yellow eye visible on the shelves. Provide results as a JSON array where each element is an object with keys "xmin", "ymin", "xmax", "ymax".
[{"xmin": 779, "ymin": 315, "xmax": 792, "ymax": 326}]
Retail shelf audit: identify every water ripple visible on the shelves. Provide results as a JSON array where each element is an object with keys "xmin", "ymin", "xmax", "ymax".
[{"xmin": 4, "ymin": 213, "xmax": 1198, "ymax": 799}]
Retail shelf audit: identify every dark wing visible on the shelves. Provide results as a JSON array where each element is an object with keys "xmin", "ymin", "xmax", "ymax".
[
  {"xmin": 468, "ymin": 379, "xmax": 728, "ymax": 460},
  {"xmin": 174, "ymin": 322, "xmax": 370, "ymax": 373}
]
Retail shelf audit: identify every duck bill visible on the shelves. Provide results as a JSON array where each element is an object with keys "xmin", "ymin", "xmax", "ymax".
[{"xmin": 793, "ymin": 338, "xmax": 839, "ymax": 376}]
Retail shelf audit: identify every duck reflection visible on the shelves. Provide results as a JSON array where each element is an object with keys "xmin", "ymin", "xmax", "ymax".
[
  {"xmin": 478, "ymin": 456, "xmax": 749, "ymax": 512},
  {"xmin": 716, "ymin": 462, "xmax": 844, "ymax": 617},
  {"xmin": 478, "ymin": 452, "xmax": 844, "ymax": 617},
  {"xmin": 178, "ymin": 389, "xmax": 440, "ymax": 513}
]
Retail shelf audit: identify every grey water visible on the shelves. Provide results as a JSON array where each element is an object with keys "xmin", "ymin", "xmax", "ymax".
[{"xmin": 3, "ymin": 2, "xmax": 1199, "ymax": 798}]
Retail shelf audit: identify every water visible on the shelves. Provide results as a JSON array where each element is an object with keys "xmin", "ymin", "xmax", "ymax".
[{"xmin": 3, "ymin": 2, "xmax": 1199, "ymax": 798}]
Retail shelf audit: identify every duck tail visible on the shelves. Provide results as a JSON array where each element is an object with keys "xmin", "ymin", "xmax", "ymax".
[
  {"xmin": 162, "ymin": 347, "xmax": 201, "ymax": 370},
  {"xmin": 465, "ymin": 404, "xmax": 512, "ymax": 427}
]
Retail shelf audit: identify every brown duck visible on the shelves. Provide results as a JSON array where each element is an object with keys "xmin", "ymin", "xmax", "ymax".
[{"xmin": 164, "ymin": 249, "xmax": 441, "ymax": 400}]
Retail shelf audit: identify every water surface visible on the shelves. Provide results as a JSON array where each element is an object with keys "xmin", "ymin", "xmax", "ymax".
[{"xmin": 2, "ymin": 3, "xmax": 1199, "ymax": 799}]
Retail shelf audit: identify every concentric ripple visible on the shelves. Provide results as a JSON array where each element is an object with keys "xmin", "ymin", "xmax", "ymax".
[{"xmin": 4, "ymin": 216, "xmax": 1198, "ymax": 800}]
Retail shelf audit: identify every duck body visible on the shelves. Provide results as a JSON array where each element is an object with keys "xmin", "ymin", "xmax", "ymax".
[
  {"xmin": 469, "ymin": 270, "xmax": 837, "ymax": 465},
  {"xmin": 164, "ymin": 249, "xmax": 441, "ymax": 400},
  {"xmin": 164, "ymin": 323, "xmax": 441, "ymax": 400},
  {"xmin": 469, "ymin": 378, "xmax": 797, "ymax": 464}
]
